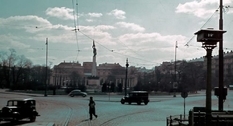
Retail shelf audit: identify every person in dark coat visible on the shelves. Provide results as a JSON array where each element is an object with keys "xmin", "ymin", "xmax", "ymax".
[{"xmin": 89, "ymin": 96, "xmax": 97, "ymax": 120}]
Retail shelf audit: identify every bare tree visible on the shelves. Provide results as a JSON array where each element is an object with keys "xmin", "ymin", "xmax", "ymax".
[
  {"xmin": 0, "ymin": 49, "xmax": 17, "ymax": 88},
  {"xmin": 0, "ymin": 49, "xmax": 32, "ymax": 89}
]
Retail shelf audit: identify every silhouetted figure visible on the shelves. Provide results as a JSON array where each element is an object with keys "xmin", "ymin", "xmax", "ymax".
[
  {"xmin": 92, "ymin": 41, "xmax": 97, "ymax": 57},
  {"xmin": 89, "ymin": 97, "xmax": 97, "ymax": 120}
]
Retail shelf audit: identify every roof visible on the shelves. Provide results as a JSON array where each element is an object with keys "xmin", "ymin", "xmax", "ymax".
[
  {"xmin": 130, "ymin": 91, "xmax": 148, "ymax": 93},
  {"xmin": 8, "ymin": 98, "xmax": 35, "ymax": 101}
]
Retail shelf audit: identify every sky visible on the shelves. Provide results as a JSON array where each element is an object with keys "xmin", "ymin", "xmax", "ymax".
[{"xmin": 1, "ymin": 0, "xmax": 233, "ymax": 69}]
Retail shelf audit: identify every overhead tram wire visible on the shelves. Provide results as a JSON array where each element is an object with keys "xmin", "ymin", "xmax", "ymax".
[
  {"xmin": 78, "ymin": 29, "xmax": 157, "ymax": 65},
  {"xmin": 78, "ymin": 30, "xmax": 113, "ymax": 52},
  {"xmin": 72, "ymin": 0, "xmax": 80, "ymax": 61},
  {"xmin": 74, "ymin": 1, "xmax": 159, "ymax": 67},
  {"xmin": 185, "ymin": 8, "xmax": 219, "ymax": 47}
]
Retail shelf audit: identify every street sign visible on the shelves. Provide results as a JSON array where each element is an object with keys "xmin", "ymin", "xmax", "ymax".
[{"xmin": 181, "ymin": 91, "xmax": 188, "ymax": 98}]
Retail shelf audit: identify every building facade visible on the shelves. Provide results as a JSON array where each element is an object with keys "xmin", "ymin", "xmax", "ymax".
[{"xmin": 50, "ymin": 61, "xmax": 138, "ymax": 91}]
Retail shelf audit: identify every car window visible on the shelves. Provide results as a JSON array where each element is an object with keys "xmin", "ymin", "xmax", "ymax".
[
  {"xmin": 8, "ymin": 101, "xmax": 17, "ymax": 106},
  {"xmin": 74, "ymin": 91, "xmax": 81, "ymax": 94}
]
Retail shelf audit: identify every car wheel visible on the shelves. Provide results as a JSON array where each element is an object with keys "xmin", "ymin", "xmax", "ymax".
[
  {"xmin": 121, "ymin": 99, "xmax": 125, "ymax": 104},
  {"xmin": 30, "ymin": 116, "xmax": 36, "ymax": 122},
  {"xmin": 128, "ymin": 101, "xmax": 131, "ymax": 105},
  {"xmin": 137, "ymin": 101, "xmax": 141, "ymax": 105},
  {"xmin": 144, "ymin": 101, "xmax": 148, "ymax": 105},
  {"xmin": 11, "ymin": 117, "xmax": 18, "ymax": 123}
]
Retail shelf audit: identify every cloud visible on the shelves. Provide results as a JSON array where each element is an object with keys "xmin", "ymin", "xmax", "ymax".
[
  {"xmin": 176, "ymin": 0, "xmax": 218, "ymax": 18},
  {"xmin": 107, "ymin": 9, "xmax": 126, "ymax": 19},
  {"xmin": 86, "ymin": 19, "xmax": 94, "ymax": 22},
  {"xmin": 118, "ymin": 32, "xmax": 186, "ymax": 47},
  {"xmin": 0, "ymin": 15, "xmax": 53, "ymax": 33},
  {"xmin": 88, "ymin": 13, "xmax": 103, "ymax": 18},
  {"xmin": 0, "ymin": 15, "xmax": 74, "ymax": 34},
  {"xmin": 94, "ymin": 25, "xmax": 115, "ymax": 31},
  {"xmin": 0, "ymin": 34, "xmax": 30, "ymax": 51},
  {"xmin": 78, "ymin": 25, "xmax": 115, "ymax": 44},
  {"xmin": 85, "ymin": 13, "xmax": 103, "ymax": 22},
  {"xmin": 46, "ymin": 7, "xmax": 74, "ymax": 20},
  {"xmin": 116, "ymin": 22, "xmax": 145, "ymax": 32},
  {"xmin": 0, "ymin": 15, "xmax": 51, "ymax": 27}
]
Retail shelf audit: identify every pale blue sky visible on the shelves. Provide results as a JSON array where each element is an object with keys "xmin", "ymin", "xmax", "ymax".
[{"xmin": 1, "ymin": 0, "xmax": 233, "ymax": 68}]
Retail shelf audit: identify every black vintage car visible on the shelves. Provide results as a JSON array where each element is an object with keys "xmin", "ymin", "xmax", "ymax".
[
  {"xmin": 121, "ymin": 91, "xmax": 149, "ymax": 105},
  {"xmin": 0, "ymin": 98, "xmax": 40, "ymax": 122}
]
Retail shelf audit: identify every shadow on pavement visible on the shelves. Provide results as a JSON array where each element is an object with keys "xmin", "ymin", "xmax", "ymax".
[
  {"xmin": 80, "ymin": 118, "xmax": 90, "ymax": 122},
  {"xmin": 0, "ymin": 120, "xmax": 30, "ymax": 126}
]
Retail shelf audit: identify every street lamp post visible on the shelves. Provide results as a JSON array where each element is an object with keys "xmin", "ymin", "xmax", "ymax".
[
  {"xmin": 174, "ymin": 41, "xmax": 178, "ymax": 97},
  {"xmin": 125, "ymin": 59, "xmax": 129, "ymax": 96},
  {"xmin": 45, "ymin": 38, "xmax": 48, "ymax": 97},
  {"xmin": 195, "ymin": 28, "xmax": 226, "ymax": 125}
]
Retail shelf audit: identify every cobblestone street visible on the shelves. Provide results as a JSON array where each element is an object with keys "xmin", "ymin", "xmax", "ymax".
[{"xmin": 0, "ymin": 90, "xmax": 232, "ymax": 126}]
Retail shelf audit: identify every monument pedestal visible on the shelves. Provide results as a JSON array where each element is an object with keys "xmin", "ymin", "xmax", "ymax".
[{"xmin": 86, "ymin": 76, "xmax": 100, "ymax": 93}]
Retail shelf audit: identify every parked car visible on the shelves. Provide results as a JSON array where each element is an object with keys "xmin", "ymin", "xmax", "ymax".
[
  {"xmin": 0, "ymin": 98, "xmax": 40, "ymax": 123},
  {"xmin": 68, "ymin": 90, "xmax": 87, "ymax": 97},
  {"xmin": 121, "ymin": 91, "xmax": 149, "ymax": 105}
]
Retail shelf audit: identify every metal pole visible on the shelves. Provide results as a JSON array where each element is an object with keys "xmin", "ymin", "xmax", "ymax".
[
  {"xmin": 125, "ymin": 59, "xmax": 129, "ymax": 96},
  {"xmin": 45, "ymin": 38, "xmax": 48, "ymax": 97},
  {"xmin": 184, "ymin": 98, "xmax": 186, "ymax": 119},
  {"xmin": 218, "ymin": 0, "xmax": 224, "ymax": 111},
  {"xmin": 206, "ymin": 48, "xmax": 213, "ymax": 125},
  {"xmin": 174, "ymin": 41, "xmax": 177, "ymax": 97}
]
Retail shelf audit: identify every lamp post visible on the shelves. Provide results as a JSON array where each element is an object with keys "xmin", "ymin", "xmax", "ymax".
[
  {"xmin": 195, "ymin": 28, "xmax": 226, "ymax": 125},
  {"xmin": 174, "ymin": 41, "xmax": 178, "ymax": 97},
  {"xmin": 45, "ymin": 38, "xmax": 48, "ymax": 97},
  {"xmin": 125, "ymin": 59, "xmax": 129, "ymax": 96}
]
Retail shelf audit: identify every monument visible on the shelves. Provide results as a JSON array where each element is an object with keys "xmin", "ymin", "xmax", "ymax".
[
  {"xmin": 92, "ymin": 41, "xmax": 97, "ymax": 76},
  {"xmin": 86, "ymin": 41, "xmax": 100, "ymax": 92}
]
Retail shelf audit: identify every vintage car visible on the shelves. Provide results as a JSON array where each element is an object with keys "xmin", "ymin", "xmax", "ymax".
[
  {"xmin": 0, "ymin": 98, "xmax": 40, "ymax": 122},
  {"xmin": 121, "ymin": 91, "xmax": 149, "ymax": 105},
  {"xmin": 68, "ymin": 90, "xmax": 87, "ymax": 97}
]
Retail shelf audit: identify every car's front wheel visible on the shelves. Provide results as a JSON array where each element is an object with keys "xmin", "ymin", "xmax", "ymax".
[
  {"xmin": 121, "ymin": 99, "xmax": 125, "ymax": 104},
  {"xmin": 30, "ymin": 115, "xmax": 36, "ymax": 122},
  {"xmin": 137, "ymin": 101, "xmax": 141, "ymax": 105},
  {"xmin": 11, "ymin": 117, "xmax": 18, "ymax": 123}
]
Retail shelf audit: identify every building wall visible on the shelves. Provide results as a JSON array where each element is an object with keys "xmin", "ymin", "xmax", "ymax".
[
  {"xmin": 50, "ymin": 61, "xmax": 138, "ymax": 89},
  {"xmin": 205, "ymin": 51, "xmax": 233, "ymax": 86}
]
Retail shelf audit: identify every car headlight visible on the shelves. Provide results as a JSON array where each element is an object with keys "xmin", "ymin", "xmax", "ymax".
[{"xmin": 2, "ymin": 107, "xmax": 11, "ymax": 113}]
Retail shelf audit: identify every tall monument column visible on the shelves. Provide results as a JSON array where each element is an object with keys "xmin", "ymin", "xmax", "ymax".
[
  {"xmin": 86, "ymin": 40, "xmax": 100, "ymax": 92},
  {"xmin": 92, "ymin": 41, "xmax": 97, "ymax": 76}
]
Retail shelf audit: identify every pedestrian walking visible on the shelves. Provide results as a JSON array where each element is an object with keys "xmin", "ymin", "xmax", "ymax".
[{"xmin": 89, "ymin": 96, "xmax": 98, "ymax": 120}]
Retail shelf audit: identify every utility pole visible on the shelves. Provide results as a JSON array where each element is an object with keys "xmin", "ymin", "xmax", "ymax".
[
  {"xmin": 173, "ymin": 41, "xmax": 178, "ymax": 97},
  {"xmin": 219, "ymin": 0, "xmax": 224, "ymax": 111},
  {"xmin": 125, "ymin": 59, "xmax": 129, "ymax": 96},
  {"xmin": 45, "ymin": 38, "xmax": 48, "ymax": 97}
]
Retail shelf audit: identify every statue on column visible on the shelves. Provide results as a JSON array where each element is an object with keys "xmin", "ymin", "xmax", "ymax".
[{"xmin": 92, "ymin": 41, "xmax": 97, "ymax": 57}]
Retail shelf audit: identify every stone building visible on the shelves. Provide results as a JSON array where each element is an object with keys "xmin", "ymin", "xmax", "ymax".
[
  {"xmin": 211, "ymin": 51, "xmax": 233, "ymax": 87},
  {"xmin": 50, "ymin": 61, "xmax": 138, "ymax": 91}
]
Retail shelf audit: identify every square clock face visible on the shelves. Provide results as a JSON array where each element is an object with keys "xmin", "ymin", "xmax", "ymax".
[{"xmin": 196, "ymin": 30, "xmax": 224, "ymax": 43}]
